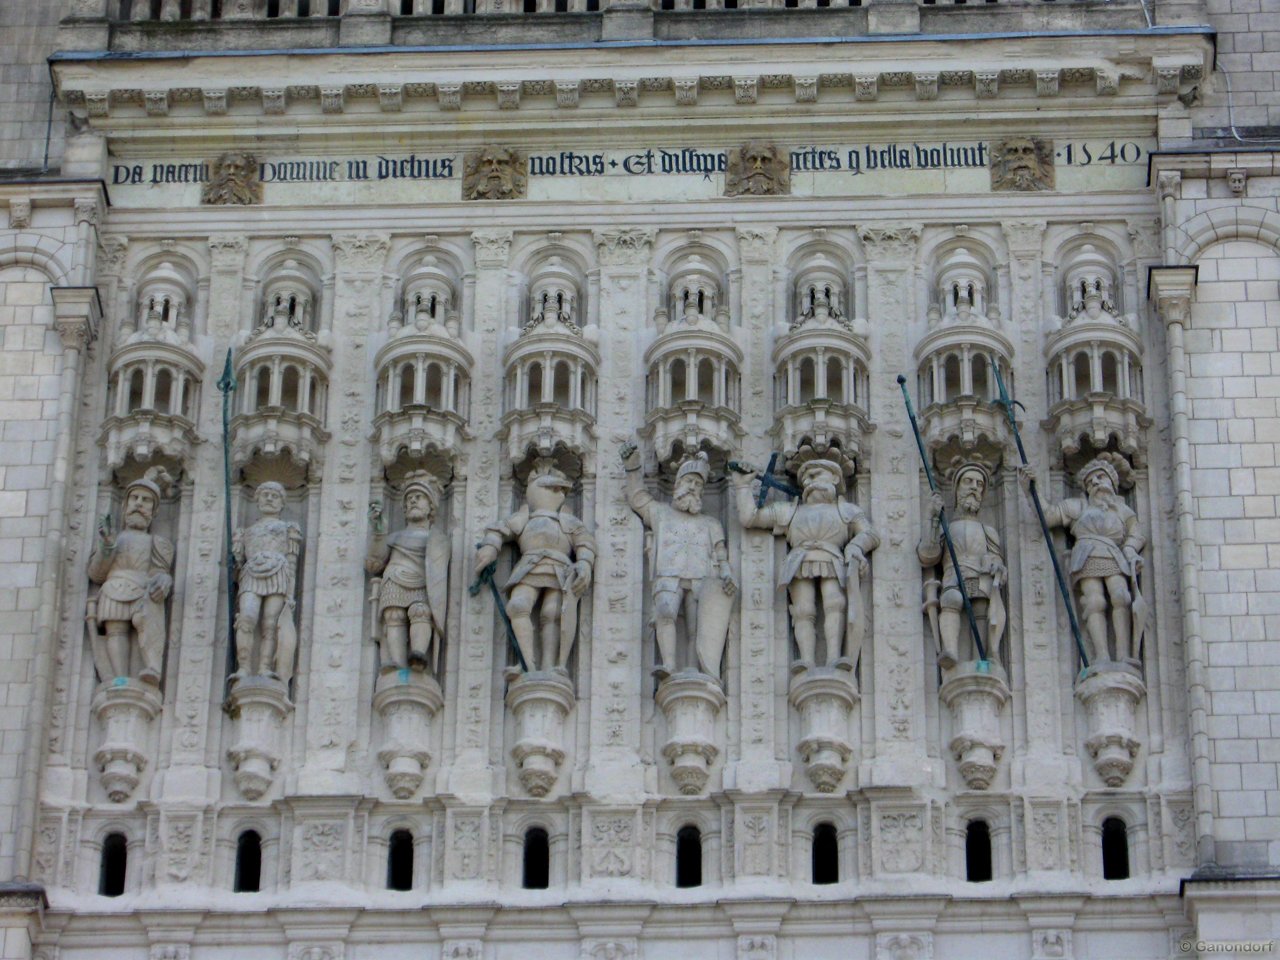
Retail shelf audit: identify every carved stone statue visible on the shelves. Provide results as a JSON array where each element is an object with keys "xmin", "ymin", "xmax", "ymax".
[
  {"xmin": 232, "ymin": 481, "xmax": 302, "ymax": 685},
  {"xmin": 725, "ymin": 140, "xmax": 791, "ymax": 197},
  {"xmin": 366, "ymin": 472, "xmax": 450, "ymax": 674},
  {"xmin": 86, "ymin": 466, "xmax": 175, "ymax": 684},
  {"xmin": 918, "ymin": 461, "xmax": 1007, "ymax": 667},
  {"xmin": 474, "ymin": 460, "xmax": 596, "ymax": 673},
  {"xmin": 990, "ymin": 136, "xmax": 1055, "ymax": 192},
  {"xmin": 201, "ymin": 151, "xmax": 262, "ymax": 206},
  {"xmin": 734, "ymin": 458, "xmax": 879, "ymax": 671},
  {"xmin": 462, "ymin": 145, "xmax": 527, "ymax": 201},
  {"xmin": 1021, "ymin": 453, "xmax": 1146, "ymax": 663},
  {"xmin": 623, "ymin": 447, "xmax": 736, "ymax": 678}
]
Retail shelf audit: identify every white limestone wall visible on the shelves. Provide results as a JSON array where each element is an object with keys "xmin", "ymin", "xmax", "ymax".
[{"xmin": 0, "ymin": 0, "xmax": 70, "ymax": 173}]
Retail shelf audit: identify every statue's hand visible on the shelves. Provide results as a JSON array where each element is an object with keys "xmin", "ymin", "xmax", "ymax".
[
  {"xmin": 928, "ymin": 492, "xmax": 944, "ymax": 520},
  {"xmin": 1016, "ymin": 464, "xmax": 1036, "ymax": 490},
  {"xmin": 147, "ymin": 573, "xmax": 173, "ymax": 601},
  {"xmin": 97, "ymin": 519, "xmax": 115, "ymax": 553},
  {"xmin": 719, "ymin": 566, "xmax": 737, "ymax": 597},
  {"xmin": 473, "ymin": 545, "xmax": 498, "ymax": 577},
  {"xmin": 368, "ymin": 500, "xmax": 385, "ymax": 535},
  {"xmin": 620, "ymin": 442, "xmax": 641, "ymax": 470},
  {"xmin": 988, "ymin": 559, "xmax": 1007, "ymax": 589},
  {"xmin": 845, "ymin": 544, "xmax": 869, "ymax": 578},
  {"xmin": 1124, "ymin": 547, "xmax": 1143, "ymax": 575},
  {"xmin": 570, "ymin": 560, "xmax": 592, "ymax": 597}
]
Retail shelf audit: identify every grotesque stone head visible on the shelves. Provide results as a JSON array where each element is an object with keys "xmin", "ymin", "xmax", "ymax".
[
  {"xmin": 1227, "ymin": 168, "xmax": 1247, "ymax": 196},
  {"xmin": 463, "ymin": 146, "xmax": 527, "ymax": 201},
  {"xmin": 990, "ymin": 137, "xmax": 1054, "ymax": 192},
  {"xmin": 726, "ymin": 140, "xmax": 790, "ymax": 197},
  {"xmin": 202, "ymin": 152, "xmax": 262, "ymax": 206}
]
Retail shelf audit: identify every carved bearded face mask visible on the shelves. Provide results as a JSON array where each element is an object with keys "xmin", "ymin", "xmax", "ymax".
[{"xmin": 1002, "ymin": 139, "xmax": 1043, "ymax": 189}]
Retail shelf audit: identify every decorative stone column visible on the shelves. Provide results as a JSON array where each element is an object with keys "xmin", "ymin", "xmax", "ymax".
[
  {"xmin": 225, "ymin": 676, "xmax": 293, "ymax": 800},
  {"xmin": 788, "ymin": 666, "xmax": 858, "ymax": 792},
  {"xmin": 655, "ymin": 672, "xmax": 726, "ymax": 794},
  {"xmin": 91, "ymin": 679, "xmax": 163, "ymax": 801},
  {"xmin": 1075, "ymin": 663, "xmax": 1146, "ymax": 787},
  {"xmin": 939, "ymin": 661, "xmax": 1010, "ymax": 790},
  {"xmin": 373, "ymin": 670, "xmax": 443, "ymax": 799},
  {"xmin": 506, "ymin": 671, "xmax": 575, "ymax": 797}
]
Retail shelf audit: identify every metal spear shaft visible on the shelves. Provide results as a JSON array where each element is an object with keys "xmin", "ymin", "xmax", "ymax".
[
  {"xmin": 896, "ymin": 375, "xmax": 988, "ymax": 663},
  {"xmin": 991, "ymin": 364, "xmax": 1089, "ymax": 670},
  {"xmin": 216, "ymin": 348, "xmax": 238, "ymax": 656}
]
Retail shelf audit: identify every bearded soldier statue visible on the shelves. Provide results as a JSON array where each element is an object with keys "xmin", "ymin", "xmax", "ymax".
[
  {"xmin": 1023, "ymin": 453, "xmax": 1146, "ymax": 663},
  {"xmin": 734, "ymin": 457, "xmax": 879, "ymax": 672},
  {"xmin": 366, "ymin": 472, "xmax": 451, "ymax": 675},
  {"xmin": 232, "ymin": 481, "xmax": 302, "ymax": 685},
  {"xmin": 623, "ymin": 446, "xmax": 736, "ymax": 679},
  {"xmin": 86, "ymin": 466, "xmax": 174, "ymax": 684},
  {"xmin": 474, "ymin": 460, "xmax": 596, "ymax": 674}
]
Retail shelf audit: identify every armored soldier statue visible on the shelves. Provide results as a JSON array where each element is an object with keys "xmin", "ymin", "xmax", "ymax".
[
  {"xmin": 623, "ymin": 446, "xmax": 736, "ymax": 679},
  {"xmin": 232, "ymin": 481, "xmax": 302, "ymax": 685},
  {"xmin": 367, "ymin": 472, "xmax": 451, "ymax": 675},
  {"xmin": 86, "ymin": 466, "xmax": 174, "ymax": 684},
  {"xmin": 918, "ymin": 461, "xmax": 1007, "ymax": 667},
  {"xmin": 1022, "ymin": 453, "xmax": 1146, "ymax": 663},
  {"xmin": 734, "ymin": 457, "xmax": 879, "ymax": 671},
  {"xmin": 474, "ymin": 460, "xmax": 596, "ymax": 674}
]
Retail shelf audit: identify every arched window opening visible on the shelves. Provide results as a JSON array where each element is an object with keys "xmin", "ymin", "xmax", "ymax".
[
  {"xmin": 99, "ymin": 833, "xmax": 127, "ymax": 897},
  {"xmin": 526, "ymin": 362, "xmax": 543, "ymax": 406},
  {"xmin": 775, "ymin": 369, "xmax": 788, "ymax": 410},
  {"xmin": 670, "ymin": 359, "xmax": 687, "ymax": 403},
  {"xmin": 971, "ymin": 355, "xmax": 989, "ymax": 399},
  {"xmin": 523, "ymin": 827, "xmax": 550, "ymax": 889},
  {"xmin": 280, "ymin": 366, "xmax": 301, "ymax": 412},
  {"xmin": 398, "ymin": 364, "xmax": 415, "ymax": 409},
  {"xmin": 127, "ymin": 368, "xmax": 146, "ymax": 412},
  {"xmin": 308, "ymin": 375, "xmax": 320, "ymax": 417},
  {"xmin": 234, "ymin": 830, "xmax": 262, "ymax": 892},
  {"xmin": 675, "ymin": 825, "xmax": 702, "ymax": 888},
  {"xmin": 1101, "ymin": 352, "xmax": 1120, "ymax": 395},
  {"xmin": 553, "ymin": 361, "xmax": 572, "ymax": 407},
  {"xmin": 942, "ymin": 354, "xmax": 962, "ymax": 402},
  {"xmin": 154, "ymin": 367, "xmax": 173, "ymax": 413},
  {"xmin": 965, "ymin": 820, "xmax": 992, "ymax": 882},
  {"xmin": 254, "ymin": 367, "xmax": 271, "ymax": 410},
  {"xmin": 812, "ymin": 823, "xmax": 838, "ymax": 885},
  {"xmin": 826, "ymin": 357, "xmax": 844, "ymax": 402},
  {"xmin": 798, "ymin": 357, "xmax": 817, "ymax": 403},
  {"xmin": 161, "ymin": 297, "xmax": 173, "ymax": 325},
  {"xmin": 1101, "ymin": 818, "xmax": 1130, "ymax": 880},
  {"xmin": 387, "ymin": 830, "xmax": 414, "ymax": 891},
  {"xmin": 425, "ymin": 363, "xmax": 444, "ymax": 408},
  {"xmin": 1072, "ymin": 353, "xmax": 1091, "ymax": 399},
  {"xmin": 1131, "ymin": 364, "xmax": 1144, "ymax": 402},
  {"xmin": 697, "ymin": 358, "xmax": 716, "ymax": 405}
]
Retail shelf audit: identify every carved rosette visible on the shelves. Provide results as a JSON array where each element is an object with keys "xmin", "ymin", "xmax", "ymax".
[
  {"xmin": 655, "ymin": 672, "xmax": 726, "ymax": 795},
  {"xmin": 91, "ymin": 679, "xmax": 163, "ymax": 802},
  {"xmin": 1075, "ymin": 663, "xmax": 1146, "ymax": 787},
  {"xmin": 224, "ymin": 676, "xmax": 293, "ymax": 800},
  {"xmin": 505, "ymin": 671, "xmax": 575, "ymax": 797},
  {"xmin": 373, "ymin": 670, "xmax": 444, "ymax": 799},
  {"xmin": 788, "ymin": 666, "xmax": 858, "ymax": 792},
  {"xmin": 938, "ymin": 661, "xmax": 1010, "ymax": 790}
]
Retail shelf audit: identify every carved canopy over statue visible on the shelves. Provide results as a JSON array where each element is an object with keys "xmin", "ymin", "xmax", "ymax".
[
  {"xmin": 86, "ymin": 466, "xmax": 175, "ymax": 684},
  {"xmin": 623, "ymin": 446, "xmax": 736, "ymax": 679},
  {"xmin": 734, "ymin": 456, "xmax": 879, "ymax": 672},
  {"xmin": 232, "ymin": 481, "xmax": 302, "ymax": 686},
  {"xmin": 474, "ymin": 460, "xmax": 596, "ymax": 674},
  {"xmin": 366, "ymin": 471, "xmax": 450, "ymax": 675}
]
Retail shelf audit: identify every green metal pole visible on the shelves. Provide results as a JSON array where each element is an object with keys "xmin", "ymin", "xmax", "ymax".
[{"xmin": 216, "ymin": 348, "xmax": 237, "ymax": 657}]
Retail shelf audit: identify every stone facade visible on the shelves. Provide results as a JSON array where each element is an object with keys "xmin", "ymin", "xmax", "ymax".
[{"xmin": 0, "ymin": 0, "xmax": 1277, "ymax": 958}]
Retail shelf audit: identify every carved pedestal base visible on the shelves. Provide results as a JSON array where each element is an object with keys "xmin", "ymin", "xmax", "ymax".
[
  {"xmin": 506, "ymin": 671, "xmax": 575, "ymax": 797},
  {"xmin": 91, "ymin": 679, "xmax": 163, "ymax": 802},
  {"xmin": 655, "ymin": 671, "xmax": 726, "ymax": 795},
  {"xmin": 788, "ymin": 666, "xmax": 858, "ymax": 793},
  {"xmin": 224, "ymin": 677, "xmax": 293, "ymax": 801},
  {"xmin": 1075, "ymin": 662, "xmax": 1146, "ymax": 787},
  {"xmin": 939, "ymin": 661, "xmax": 1010, "ymax": 790},
  {"xmin": 373, "ymin": 670, "xmax": 443, "ymax": 799}
]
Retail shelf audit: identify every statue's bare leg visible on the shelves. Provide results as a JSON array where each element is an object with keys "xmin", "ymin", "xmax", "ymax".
[
  {"xmin": 505, "ymin": 584, "xmax": 539, "ymax": 673},
  {"xmin": 382, "ymin": 607, "xmax": 408, "ymax": 672},
  {"xmin": 682, "ymin": 588, "xmax": 699, "ymax": 673},
  {"xmin": 984, "ymin": 591, "xmax": 1006, "ymax": 663},
  {"xmin": 788, "ymin": 579, "xmax": 817, "ymax": 669},
  {"xmin": 939, "ymin": 587, "xmax": 963, "ymax": 667},
  {"xmin": 1106, "ymin": 574, "xmax": 1133, "ymax": 662},
  {"xmin": 407, "ymin": 601, "xmax": 431, "ymax": 670},
  {"xmin": 653, "ymin": 588, "xmax": 681, "ymax": 678},
  {"xmin": 133, "ymin": 610, "xmax": 161, "ymax": 683},
  {"xmin": 259, "ymin": 595, "xmax": 286, "ymax": 680},
  {"xmin": 1079, "ymin": 578, "xmax": 1107, "ymax": 663},
  {"xmin": 820, "ymin": 578, "xmax": 846, "ymax": 666},
  {"xmin": 233, "ymin": 592, "xmax": 261, "ymax": 678},
  {"xmin": 105, "ymin": 622, "xmax": 131, "ymax": 680},
  {"xmin": 540, "ymin": 588, "xmax": 562, "ymax": 672}
]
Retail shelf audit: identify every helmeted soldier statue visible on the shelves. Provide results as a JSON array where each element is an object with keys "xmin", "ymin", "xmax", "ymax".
[
  {"xmin": 232, "ymin": 481, "xmax": 302, "ymax": 685},
  {"xmin": 474, "ymin": 460, "xmax": 596, "ymax": 674},
  {"xmin": 623, "ymin": 446, "xmax": 736, "ymax": 679},
  {"xmin": 366, "ymin": 471, "xmax": 451, "ymax": 675},
  {"xmin": 86, "ymin": 466, "xmax": 175, "ymax": 684}
]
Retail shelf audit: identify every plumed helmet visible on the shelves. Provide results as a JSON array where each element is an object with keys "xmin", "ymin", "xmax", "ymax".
[{"xmin": 675, "ymin": 451, "xmax": 711, "ymax": 484}]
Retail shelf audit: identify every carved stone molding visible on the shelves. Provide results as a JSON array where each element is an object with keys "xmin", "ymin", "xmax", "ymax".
[
  {"xmin": 471, "ymin": 229, "xmax": 513, "ymax": 268},
  {"xmin": 594, "ymin": 228, "xmax": 654, "ymax": 267},
  {"xmin": 332, "ymin": 232, "xmax": 391, "ymax": 275},
  {"xmin": 858, "ymin": 224, "xmax": 921, "ymax": 263},
  {"xmin": 875, "ymin": 932, "xmax": 933, "ymax": 960},
  {"xmin": 582, "ymin": 938, "xmax": 637, "ymax": 960}
]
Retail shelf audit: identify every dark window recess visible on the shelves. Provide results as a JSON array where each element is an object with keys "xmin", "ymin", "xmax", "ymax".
[
  {"xmin": 812, "ymin": 823, "xmax": 839, "ymax": 885},
  {"xmin": 387, "ymin": 830, "xmax": 414, "ymax": 891},
  {"xmin": 676, "ymin": 826, "xmax": 702, "ymax": 888},
  {"xmin": 99, "ymin": 833, "xmax": 127, "ymax": 897},
  {"xmin": 1102, "ymin": 818, "xmax": 1130, "ymax": 880},
  {"xmin": 234, "ymin": 831, "xmax": 262, "ymax": 892},
  {"xmin": 523, "ymin": 827, "xmax": 550, "ymax": 889},
  {"xmin": 965, "ymin": 820, "xmax": 993, "ymax": 882}
]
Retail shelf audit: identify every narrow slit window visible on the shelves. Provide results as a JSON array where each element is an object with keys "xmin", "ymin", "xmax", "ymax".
[
  {"xmin": 812, "ymin": 823, "xmax": 838, "ymax": 884},
  {"xmin": 234, "ymin": 830, "xmax": 262, "ymax": 892},
  {"xmin": 523, "ymin": 827, "xmax": 550, "ymax": 889},
  {"xmin": 675, "ymin": 825, "xmax": 702, "ymax": 888},
  {"xmin": 965, "ymin": 820, "xmax": 993, "ymax": 882},
  {"xmin": 1101, "ymin": 818, "xmax": 1130, "ymax": 880},
  {"xmin": 387, "ymin": 830, "xmax": 414, "ymax": 891},
  {"xmin": 99, "ymin": 833, "xmax": 127, "ymax": 897}
]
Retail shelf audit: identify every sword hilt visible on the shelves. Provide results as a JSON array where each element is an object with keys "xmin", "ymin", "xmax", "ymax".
[{"xmin": 469, "ymin": 559, "xmax": 497, "ymax": 596}]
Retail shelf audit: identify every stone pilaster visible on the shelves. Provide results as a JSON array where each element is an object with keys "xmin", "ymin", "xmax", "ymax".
[
  {"xmin": 296, "ymin": 233, "xmax": 389, "ymax": 793},
  {"xmin": 728, "ymin": 226, "xmax": 787, "ymax": 792},
  {"xmin": 446, "ymin": 230, "xmax": 511, "ymax": 798},
  {"xmin": 858, "ymin": 224, "xmax": 931, "ymax": 786},
  {"xmin": 586, "ymin": 229, "xmax": 654, "ymax": 800}
]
